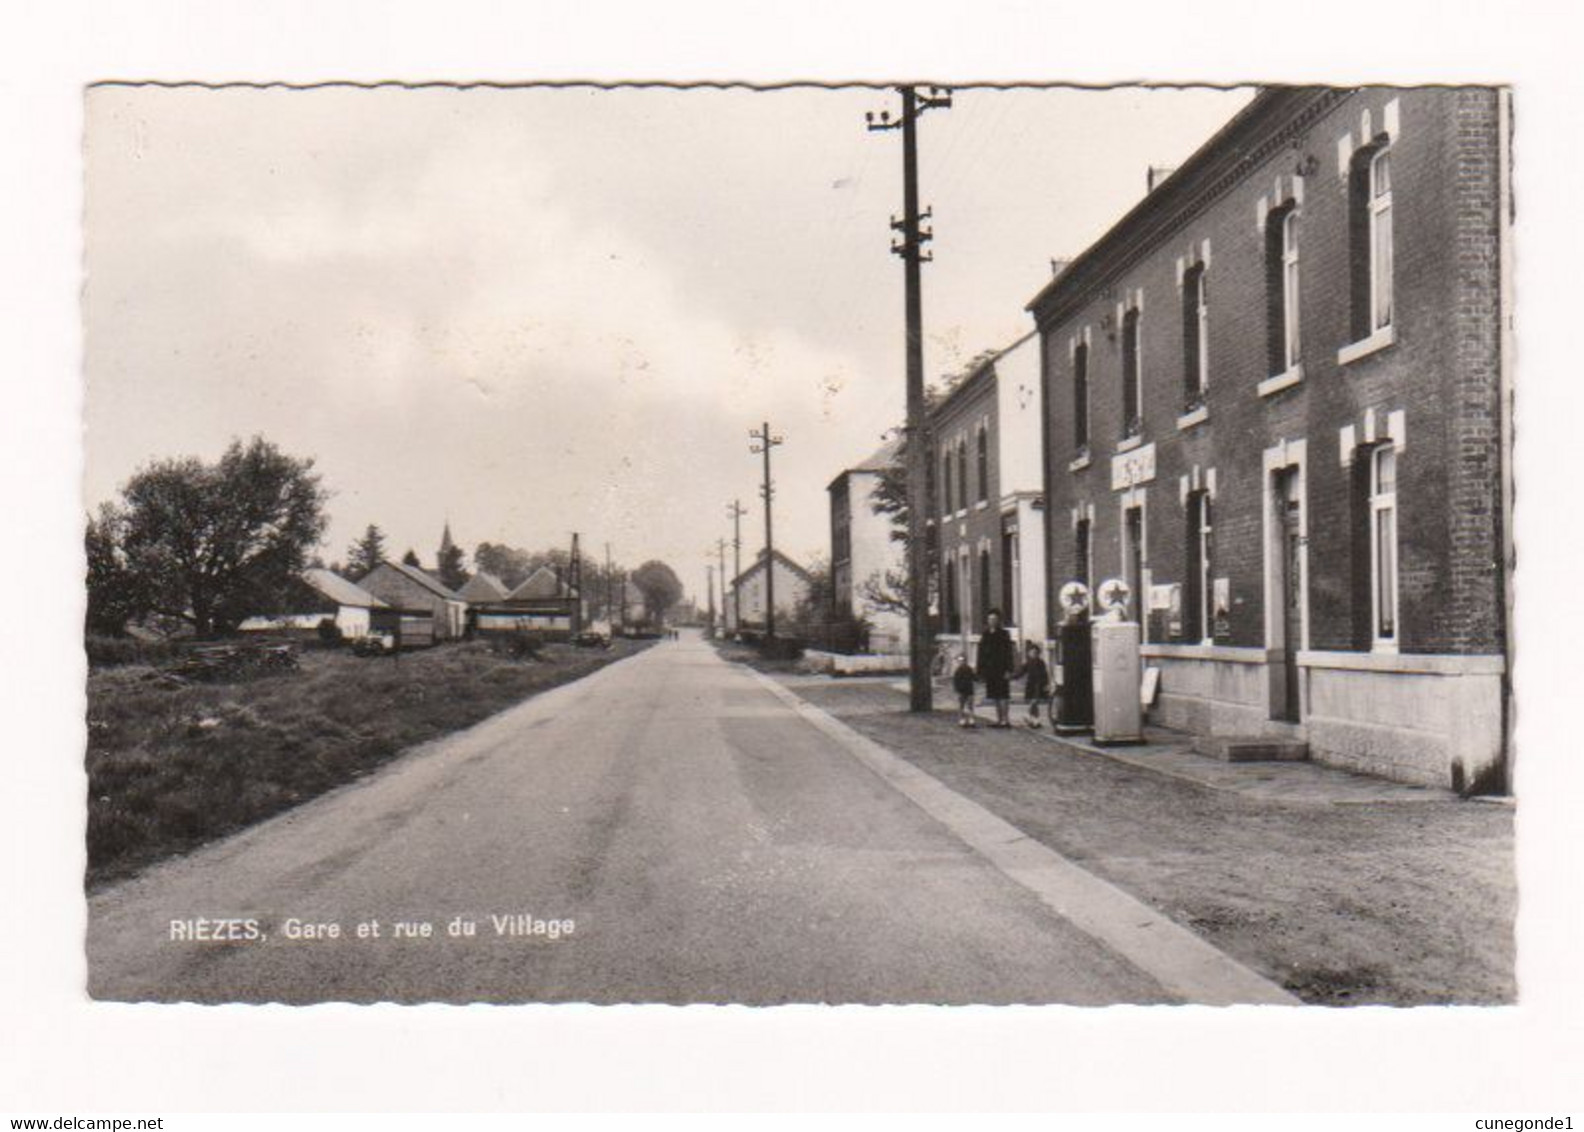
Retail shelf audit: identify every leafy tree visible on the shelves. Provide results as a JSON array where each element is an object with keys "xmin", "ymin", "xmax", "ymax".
[
  {"xmin": 474, "ymin": 542, "xmax": 624, "ymax": 609},
  {"xmin": 402, "ymin": 548, "xmax": 422, "ymax": 568},
  {"xmin": 868, "ymin": 420, "xmax": 941, "ymax": 620},
  {"xmin": 116, "ymin": 436, "xmax": 329, "ymax": 638},
  {"xmin": 631, "ymin": 560, "xmax": 684, "ymax": 626},
  {"xmin": 437, "ymin": 540, "xmax": 468, "ymax": 591},
  {"xmin": 857, "ymin": 567, "xmax": 912, "ymax": 617},
  {"xmin": 346, "ymin": 524, "xmax": 387, "ymax": 579},
  {"xmin": 473, "ymin": 542, "xmax": 533, "ymax": 590},
  {"xmin": 85, "ymin": 503, "xmax": 147, "ymax": 636}
]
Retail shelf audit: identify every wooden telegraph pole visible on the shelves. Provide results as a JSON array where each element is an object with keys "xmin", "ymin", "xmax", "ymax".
[
  {"xmin": 749, "ymin": 422, "xmax": 783, "ymax": 639},
  {"xmin": 868, "ymin": 84, "xmax": 951, "ymax": 712}
]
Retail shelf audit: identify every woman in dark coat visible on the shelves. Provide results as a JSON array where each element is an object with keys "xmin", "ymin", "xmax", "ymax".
[{"xmin": 975, "ymin": 608, "xmax": 1017, "ymax": 729}]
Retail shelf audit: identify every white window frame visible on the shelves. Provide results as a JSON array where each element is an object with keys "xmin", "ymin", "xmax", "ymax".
[
  {"xmin": 1369, "ymin": 148, "xmax": 1394, "ymax": 334},
  {"xmin": 1370, "ymin": 443, "xmax": 1400, "ymax": 651},
  {"xmin": 1281, "ymin": 210, "xmax": 1301, "ymax": 371}
]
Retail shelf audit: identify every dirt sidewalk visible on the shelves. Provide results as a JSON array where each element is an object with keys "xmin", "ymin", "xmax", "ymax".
[{"xmin": 774, "ymin": 673, "xmax": 1515, "ymax": 1006}]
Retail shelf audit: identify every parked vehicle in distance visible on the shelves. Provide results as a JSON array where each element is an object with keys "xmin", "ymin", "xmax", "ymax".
[
  {"xmin": 572, "ymin": 630, "xmax": 611, "ymax": 649},
  {"xmin": 353, "ymin": 632, "xmax": 397, "ymax": 657}
]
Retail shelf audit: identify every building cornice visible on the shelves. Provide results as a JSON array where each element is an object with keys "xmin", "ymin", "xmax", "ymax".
[{"xmin": 1027, "ymin": 86, "xmax": 1350, "ymax": 331}]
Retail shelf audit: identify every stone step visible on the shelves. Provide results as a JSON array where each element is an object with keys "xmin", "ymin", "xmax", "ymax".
[{"xmin": 1191, "ymin": 735, "xmax": 1311, "ymax": 763}]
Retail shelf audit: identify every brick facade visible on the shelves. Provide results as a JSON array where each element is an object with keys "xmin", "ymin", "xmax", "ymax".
[
  {"xmin": 1031, "ymin": 87, "xmax": 1511, "ymax": 788},
  {"xmin": 929, "ymin": 365, "xmax": 1004, "ymax": 640}
]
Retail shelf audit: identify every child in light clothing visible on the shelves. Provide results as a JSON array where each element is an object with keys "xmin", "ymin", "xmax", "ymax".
[{"xmin": 951, "ymin": 653, "xmax": 979, "ymax": 728}]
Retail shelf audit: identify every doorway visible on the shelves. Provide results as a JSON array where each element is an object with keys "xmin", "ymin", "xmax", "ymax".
[{"xmin": 1268, "ymin": 465, "xmax": 1304, "ymax": 722}]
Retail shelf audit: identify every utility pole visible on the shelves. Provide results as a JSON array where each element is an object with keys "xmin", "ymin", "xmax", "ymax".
[
  {"xmin": 715, "ymin": 536, "xmax": 729, "ymax": 637},
  {"xmin": 868, "ymin": 83, "xmax": 951, "ymax": 713},
  {"xmin": 569, "ymin": 532, "xmax": 583, "ymax": 633},
  {"xmin": 726, "ymin": 499, "xmax": 746, "ymax": 635},
  {"xmin": 749, "ymin": 421, "xmax": 784, "ymax": 639},
  {"xmin": 604, "ymin": 542, "xmax": 613, "ymax": 627},
  {"xmin": 706, "ymin": 563, "xmax": 716, "ymax": 634}
]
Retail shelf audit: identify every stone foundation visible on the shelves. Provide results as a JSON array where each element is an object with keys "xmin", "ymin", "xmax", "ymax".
[{"xmin": 1141, "ymin": 644, "xmax": 1507, "ymax": 790}]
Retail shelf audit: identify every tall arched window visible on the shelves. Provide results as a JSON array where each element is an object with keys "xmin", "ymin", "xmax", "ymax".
[
  {"xmin": 956, "ymin": 437, "xmax": 968, "ymax": 514},
  {"xmin": 1348, "ymin": 142, "xmax": 1394, "ymax": 342},
  {"xmin": 975, "ymin": 425, "xmax": 989, "ymax": 505},
  {"xmin": 1265, "ymin": 204, "xmax": 1300, "ymax": 376},
  {"xmin": 1121, "ymin": 306, "xmax": 1142, "ymax": 437},
  {"xmin": 1182, "ymin": 263, "xmax": 1208, "ymax": 406},
  {"xmin": 1073, "ymin": 340, "xmax": 1090, "ymax": 450}
]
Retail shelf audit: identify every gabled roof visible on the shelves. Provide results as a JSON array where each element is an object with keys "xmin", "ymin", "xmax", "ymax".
[
  {"xmin": 378, "ymin": 558, "xmax": 464, "ymax": 600},
  {"xmin": 731, "ymin": 548, "xmax": 813, "ymax": 590},
  {"xmin": 828, "ymin": 435, "xmax": 902, "ymax": 493},
  {"xmin": 506, "ymin": 565, "xmax": 577, "ymax": 602},
  {"xmin": 304, "ymin": 567, "xmax": 388, "ymax": 609},
  {"xmin": 458, "ymin": 571, "xmax": 509, "ymax": 602},
  {"xmin": 852, "ymin": 435, "xmax": 902, "ymax": 473}
]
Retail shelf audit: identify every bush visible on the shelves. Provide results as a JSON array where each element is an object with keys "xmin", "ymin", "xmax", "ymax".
[
  {"xmin": 315, "ymin": 617, "xmax": 344, "ymax": 647},
  {"xmin": 796, "ymin": 617, "xmax": 871, "ymax": 656},
  {"xmin": 85, "ymin": 634, "xmax": 184, "ymax": 669},
  {"xmin": 489, "ymin": 629, "xmax": 544, "ymax": 661},
  {"xmin": 758, "ymin": 636, "xmax": 805, "ymax": 662}
]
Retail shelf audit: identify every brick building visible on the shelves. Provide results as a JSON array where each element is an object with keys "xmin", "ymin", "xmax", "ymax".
[
  {"xmin": 1031, "ymin": 86, "xmax": 1512, "ymax": 790},
  {"xmin": 929, "ymin": 332, "xmax": 1048, "ymax": 660}
]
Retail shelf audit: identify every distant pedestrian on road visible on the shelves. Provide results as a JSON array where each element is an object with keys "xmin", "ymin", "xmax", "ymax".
[
  {"xmin": 976, "ymin": 608, "xmax": 1016, "ymax": 729},
  {"xmin": 1021, "ymin": 641, "xmax": 1051, "ymax": 729},
  {"xmin": 951, "ymin": 653, "xmax": 979, "ymax": 728}
]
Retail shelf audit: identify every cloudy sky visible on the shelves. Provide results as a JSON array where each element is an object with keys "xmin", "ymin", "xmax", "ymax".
[{"xmin": 83, "ymin": 83, "xmax": 1251, "ymax": 597}]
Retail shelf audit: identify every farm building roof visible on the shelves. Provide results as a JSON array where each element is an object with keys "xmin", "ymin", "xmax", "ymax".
[
  {"xmin": 507, "ymin": 565, "xmax": 577, "ymax": 602},
  {"xmin": 304, "ymin": 567, "xmax": 389, "ymax": 609},
  {"xmin": 458, "ymin": 571, "xmax": 509, "ymax": 602},
  {"xmin": 381, "ymin": 559, "xmax": 464, "ymax": 600}
]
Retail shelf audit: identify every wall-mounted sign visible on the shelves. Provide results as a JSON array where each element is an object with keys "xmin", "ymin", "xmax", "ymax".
[{"xmin": 1111, "ymin": 442, "xmax": 1157, "ymax": 491}]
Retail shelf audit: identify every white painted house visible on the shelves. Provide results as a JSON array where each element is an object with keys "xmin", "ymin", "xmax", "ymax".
[
  {"xmin": 828, "ymin": 437, "xmax": 909, "ymax": 654},
  {"xmin": 730, "ymin": 549, "xmax": 812, "ymax": 636}
]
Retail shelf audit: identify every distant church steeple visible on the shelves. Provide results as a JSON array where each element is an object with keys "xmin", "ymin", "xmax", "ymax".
[{"xmin": 439, "ymin": 518, "xmax": 456, "ymax": 557}]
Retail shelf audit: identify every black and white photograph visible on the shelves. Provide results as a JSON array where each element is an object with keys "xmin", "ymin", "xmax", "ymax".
[
  {"xmin": 76, "ymin": 78, "xmax": 1515, "ymax": 1010},
  {"xmin": 6, "ymin": 0, "xmax": 1583, "ymax": 1119}
]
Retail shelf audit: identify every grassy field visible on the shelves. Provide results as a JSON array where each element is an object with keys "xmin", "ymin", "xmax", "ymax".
[{"xmin": 84, "ymin": 638, "xmax": 652, "ymax": 889}]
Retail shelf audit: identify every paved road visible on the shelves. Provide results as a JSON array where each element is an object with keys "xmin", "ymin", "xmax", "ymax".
[{"xmin": 88, "ymin": 632, "xmax": 1169, "ymax": 1004}]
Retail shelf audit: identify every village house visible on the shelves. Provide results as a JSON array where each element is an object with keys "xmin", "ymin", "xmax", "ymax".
[
  {"xmin": 358, "ymin": 559, "xmax": 468, "ymax": 645},
  {"xmin": 238, "ymin": 567, "xmax": 398, "ymax": 641},
  {"xmin": 827, "ymin": 437, "xmax": 908, "ymax": 654},
  {"xmin": 1030, "ymin": 86, "xmax": 1512, "ymax": 790},
  {"xmin": 730, "ymin": 549, "xmax": 812, "ymax": 638},
  {"xmin": 928, "ymin": 332, "xmax": 1049, "ymax": 661},
  {"xmin": 474, "ymin": 565, "xmax": 582, "ymax": 641}
]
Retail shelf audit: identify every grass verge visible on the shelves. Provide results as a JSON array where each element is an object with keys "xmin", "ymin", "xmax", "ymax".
[
  {"xmin": 709, "ymin": 636, "xmax": 805, "ymax": 675},
  {"xmin": 85, "ymin": 638, "xmax": 653, "ymax": 889}
]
